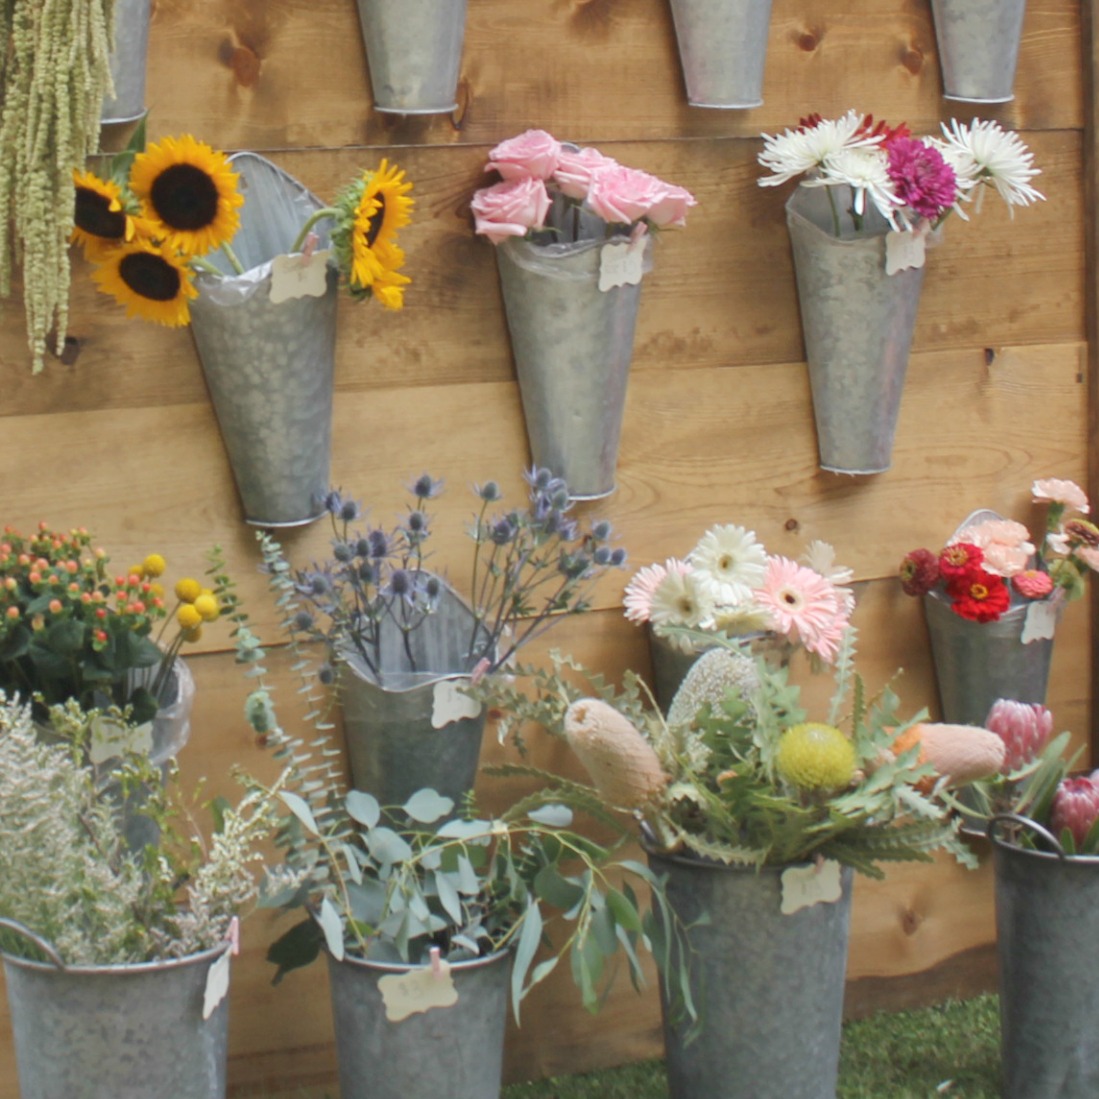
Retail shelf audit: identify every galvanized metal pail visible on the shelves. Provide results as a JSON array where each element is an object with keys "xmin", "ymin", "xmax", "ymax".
[
  {"xmin": 327, "ymin": 949, "xmax": 510, "ymax": 1099},
  {"xmin": 355, "ymin": 0, "xmax": 467, "ymax": 114},
  {"xmin": 991, "ymin": 814, "xmax": 1099, "ymax": 1098},
  {"xmin": 930, "ymin": 0, "xmax": 1027, "ymax": 103},
  {"xmin": 190, "ymin": 152, "xmax": 337, "ymax": 528},
  {"xmin": 786, "ymin": 184, "xmax": 926, "ymax": 475},
  {"xmin": 668, "ymin": 0, "xmax": 774, "ymax": 109},
  {"xmin": 339, "ymin": 578, "xmax": 492, "ymax": 806},
  {"xmin": 1, "ymin": 922, "xmax": 231, "ymax": 1099},
  {"xmin": 101, "ymin": 0, "xmax": 152, "ymax": 125},
  {"xmin": 648, "ymin": 849, "xmax": 854, "ymax": 1099},
  {"xmin": 496, "ymin": 234, "xmax": 651, "ymax": 500}
]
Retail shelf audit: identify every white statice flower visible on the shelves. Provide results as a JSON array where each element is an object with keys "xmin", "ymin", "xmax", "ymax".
[
  {"xmin": 688, "ymin": 524, "xmax": 768, "ymax": 607},
  {"xmin": 805, "ymin": 146, "xmax": 899, "ymax": 224},
  {"xmin": 648, "ymin": 569, "xmax": 715, "ymax": 636},
  {"xmin": 937, "ymin": 119, "xmax": 1044, "ymax": 213},
  {"xmin": 758, "ymin": 110, "xmax": 882, "ymax": 187}
]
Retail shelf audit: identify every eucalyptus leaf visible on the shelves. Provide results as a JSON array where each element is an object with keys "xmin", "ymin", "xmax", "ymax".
[
  {"xmin": 434, "ymin": 869, "xmax": 464, "ymax": 924},
  {"xmin": 526, "ymin": 803, "xmax": 573, "ymax": 828},
  {"xmin": 511, "ymin": 900, "xmax": 544, "ymax": 1021},
  {"xmin": 317, "ymin": 897, "xmax": 345, "ymax": 961},
  {"xmin": 403, "ymin": 788, "xmax": 455, "ymax": 824},
  {"xmin": 533, "ymin": 865, "xmax": 584, "ymax": 911},
  {"xmin": 368, "ymin": 826, "xmax": 413, "ymax": 865},
  {"xmin": 280, "ymin": 791, "xmax": 319, "ymax": 836},
  {"xmin": 345, "ymin": 790, "xmax": 381, "ymax": 828},
  {"xmin": 455, "ymin": 854, "xmax": 481, "ymax": 896}
]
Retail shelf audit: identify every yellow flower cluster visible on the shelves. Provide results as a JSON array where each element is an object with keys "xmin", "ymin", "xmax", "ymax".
[
  {"xmin": 174, "ymin": 576, "xmax": 220, "ymax": 642},
  {"xmin": 775, "ymin": 722, "xmax": 857, "ymax": 792}
]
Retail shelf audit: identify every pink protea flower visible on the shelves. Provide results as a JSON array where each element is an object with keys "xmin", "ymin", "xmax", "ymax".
[
  {"xmin": 885, "ymin": 137, "xmax": 957, "ymax": 220},
  {"xmin": 623, "ymin": 558, "xmax": 690, "ymax": 624},
  {"xmin": 1033, "ymin": 478, "xmax": 1089, "ymax": 512},
  {"xmin": 984, "ymin": 699, "xmax": 1054, "ymax": 772},
  {"xmin": 754, "ymin": 556, "xmax": 847, "ymax": 662},
  {"xmin": 1012, "ymin": 569, "xmax": 1054, "ymax": 599},
  {"xmin": 899, "ymin": 548, "xmax": 939, "ymax": 596},
  {"xmin": 1050, "ymin": 775, "xmax": 1099, "ymax": 850}
]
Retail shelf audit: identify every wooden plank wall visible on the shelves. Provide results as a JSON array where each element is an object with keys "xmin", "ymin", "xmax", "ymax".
[{"xmin": 0, "ymin": 0, "xmax": 1091, "ymax": 1094}]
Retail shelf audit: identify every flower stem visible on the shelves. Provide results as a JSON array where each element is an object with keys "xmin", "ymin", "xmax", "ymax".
[
  {"xmin": 220, "ymin": 242, "xmax": 245, "ymax": 276},
  {"xmin": 825, "ymin": 187, "xmax": 842, "ymax": 238},
  {"xmin": 290, "ymin": 208, "xmax": 338, "ymax": 254},
  {"xmin": 189, "ymin": 256, "xmax": 224, "ymax": 276}
]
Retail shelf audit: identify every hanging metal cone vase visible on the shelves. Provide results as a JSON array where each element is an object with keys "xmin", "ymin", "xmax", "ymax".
[
  {"xmin": 648, "ymin": 850, "xmax": 854, "ymax": 1099},
  {"xmin": 354, "ymin": 0, "xmax": 467, "ymax": 114},
  {"xmin": 786, "ymin": 185, "xmax": 926, "ymax": 475},
  {"xmin": 991, "ymin": 816, "xmax": 1099, "ymax": 1098},
  {"xmin": 190, "ymin": 152, "xmax": 337, "ymax": 528},
  {"xmin": 668, "ymin": 0, "xmax": 773, "ymax": 108},
  {"xmin": 327, "ymin": 949, "xmax": 510, "ymax": 1099},
  {"xmin": 930, "ymin": 0, "xmax": 1027, "ymax": 103},
  {"xmin": 338, "ymin": 578, "xmax": 493, "ymax": 807},
  {"xmin": 1, "ymin": 922, "xmax": 231, "ymax": 1099},
  {"xmin": 101, "ymin": 0, "xmax": 152, "ymax": 124},
  {"xmin": 495, "ymin": 233, "xmax": 651, "ymax": 500}
]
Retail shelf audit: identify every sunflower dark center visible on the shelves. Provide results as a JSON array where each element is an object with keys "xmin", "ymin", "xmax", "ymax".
[
  {"xmin": 150, "ymin": 164, "xmax": 220, "ymax": 231},
  {"xmin": 361, "ymin": 194, "xmax": 387, "ymax": 248},
  {"xmin": 119, "ymin": 252, "xmax": 182, "ymax": 302},
  {"xmin": 74, "ymin": 188, "xmax": 126, "ymax": 240}
]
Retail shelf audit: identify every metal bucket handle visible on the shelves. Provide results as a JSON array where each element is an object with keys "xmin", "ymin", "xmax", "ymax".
[
  {"xmin": 988, "ymin": 812, "xmax": 1068, "ymax": 860},
  {"xmin": 0, "ymin": 917, "xmax": 68, "ymax": 969}
]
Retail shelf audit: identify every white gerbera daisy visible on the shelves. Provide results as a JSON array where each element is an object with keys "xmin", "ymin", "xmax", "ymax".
[
  {"xmin": 758, "ymin": 110, "xmax": 882, "ymax": 187},
  {"xmin": 800, "ymin": 540, "xmax": 853, "ymax": 585},
  {"xmin": 688, "ymin": 524, "xmax": 768, "ymax": 606},
  {"xmin": 937, "ymin": 119, "xmax": 1044, "ymax": 211},
  {"xmin": 807, "ymin": 147, "xmax": 899, "ymax": 224},
  {"xmin": 648, "ymin": 569, "xmax": 715, "ymax": 632}
]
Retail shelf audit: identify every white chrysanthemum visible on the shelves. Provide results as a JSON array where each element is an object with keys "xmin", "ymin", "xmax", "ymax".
[
  {"xmin": 688, "ymin": 524, "xmax": 768, "ymax": 607},
  {"xmin": 937, "ymin": 119, "xmax": 1044, "ymax": 211},
  {"xmin": 807, "ymin": 147, "xmax": 899, "ymax": 224},
  {"xmin": 758, "ymin": 110, "xmax": 881, "ymax": 187},
  {"xmin": 649, "ymin": 569, "xmax": 715, "ymax": 631}
]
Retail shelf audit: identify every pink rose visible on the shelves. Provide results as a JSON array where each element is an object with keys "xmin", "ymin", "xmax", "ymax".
[
  {"xmin": 471, "ymin": 177, "xmax": 551, "ymax": 245},
  {"xmin": 486, "ymin": 129, "xmax": 561, "ymax": 181},
  {"xmin": 552, "ymin": 146, "xmax": 619, "ymax": 201},
  {"xmin": 586, "ymin": 165, "xmax": 696, "ymax": 228}
]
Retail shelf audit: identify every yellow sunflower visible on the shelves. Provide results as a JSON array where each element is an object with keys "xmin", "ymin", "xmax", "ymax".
[
  {"xmin": 129, "ymin": 135, "xmax": 244, "ymax": 257},
  {"xmin": 71, "ymin": 170, "xmax": 149, "ymax": 258},
  {"xmin": 90, "ymin": 239, "xmax": 198, "ymax": 327},
  {"xmin": 333, "ymin": 160, "xmax": 414, "ymax": 303}
]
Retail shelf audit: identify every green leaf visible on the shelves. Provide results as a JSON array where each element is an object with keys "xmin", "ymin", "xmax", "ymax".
[
  {"xmin": 433, "ymin": 869, "xmax": 464, "ymax": 924},
  {"xmin": 526, "ymin": 803, "xmax": 573, "ymax": 828},
  {"xmin": 533, "ymin": 866, "xmax": 584, "ymax": 911},
  {"xmin": 345, "ymin": 790, "xmax": 381, "ymax": 828},
  {"xmin": 318, "ymin": 897, "xmax": 344, "ymax": 961},
  {"xmin": 46, "ymin": 618, "xmax": 84, "ymax": 654},
  {"xmin": 591, "ymin": 903, "xmax": 618, "ymax": 957},
  {"xmin": 403, "ymin": 788, "xmax": 455, "ymax": 824},
  {"xmin": 266, "ymin": 918, "xmax": 323, "ymax": 984},
  {"xmin": 606, "ymin": 886, "xmax": 643, "ymax": 933},
  {"xmin": 510, "ymin": 900, "xmax": 544, "ymax": 1022},
  {"xmin": 367, "ymin": 826, "xmax": 413, "ymax": 865},
  {"xmin": 455, "ymin": 853, "xmax": 481, "ymax": 895},
  {"xmin": 280, "ymin": 791, "xmax": 319, "ymax": 836}
]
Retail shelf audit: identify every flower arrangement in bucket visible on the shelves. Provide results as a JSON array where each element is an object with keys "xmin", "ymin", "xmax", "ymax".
[
  {"xmin": 72, "ymin": 126, "xmax": 415, "ymax": 526},
  {"xmin": 0, "ymin": 0, "xmax": 114, "ymax": 372},
  {"xmin": 480, "ymin": 629, "xmax": 1000, "ymax": 1099},
  {"xmin": 622, "ymin": 525, "xmax": 854, "ymax": 709},
  {"xmin": 472, "ymin": 129, "xmax": 696, "ymax": 499},
  {"xmin": 758, "ymin": 112, "xmax": 1044, "ymax": 474},
  {"xmin": 259, "ymin": 468, "xmax": 626, "ymax": 805},
  {"xmin": 898, "ymin": 477, "xmax": 1095, "ymax": 725}
]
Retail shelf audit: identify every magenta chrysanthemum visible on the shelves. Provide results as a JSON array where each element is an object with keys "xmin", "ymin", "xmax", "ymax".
[
  {"xmin": 755, "ymin": 556, "xmax": 847, "ymax": 662},
  {"xmin": 885, "ymin": 137, "xmax": 957, "ymax": 221},
  {"xmin": 623, "ymin": 558, "xmax": 690, "ymax": 624}
]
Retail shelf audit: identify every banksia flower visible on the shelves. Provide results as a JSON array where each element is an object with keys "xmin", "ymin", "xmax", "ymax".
[
  {"xmin": 1050, "ymin": 776, "xmax": 1099, "ymax": 850},
  {"xmin": 891, "ymin": 722, "xmax": 1005, "ymax": 789},
  {"xmin": 775, "ymin": 723, "xmax": 856, "ymax": 791},
  {"xmin": 667, "ymin": 648, "xmax": 760, "ymax": 728},
  {"xmin": 564, "ymin": 699, "xmax": 668, "ymax": 810},
  {"xmin": 984, "ymin": 699, "xmax": 1054, "ymax": 773}
]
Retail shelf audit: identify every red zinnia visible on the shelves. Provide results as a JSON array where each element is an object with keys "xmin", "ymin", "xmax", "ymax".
[
  {"xmin": 939, "ymin": 542, "xmax": 984, "ymax": 582},
  {"xmin": 950, "ymin": 569, "xmax": 1010, "ymax": 623},
  {"xmin": 899, "ymin": 548, "xmax": 939, "ymax": 596}
]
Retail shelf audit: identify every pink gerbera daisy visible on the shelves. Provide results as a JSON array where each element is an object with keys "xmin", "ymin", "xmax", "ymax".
[
  {"xmin": 623, "ymin": 558, "xmax": 690, "ymax": 624},
  {"xmin": 754, "ymin": 556, "xmax": 847, "ymax": 662}
]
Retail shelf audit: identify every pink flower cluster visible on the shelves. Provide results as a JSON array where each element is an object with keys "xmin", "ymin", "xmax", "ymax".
[
  {"xmin": 471, "ymin": 129, "xmax": 696, "ymax": 245},
  {"xmin": 884, "ymin": 136, "xmax": 957, "ymax": 222}
]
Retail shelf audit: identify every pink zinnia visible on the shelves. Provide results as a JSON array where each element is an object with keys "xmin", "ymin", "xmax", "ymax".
[
  {"xmin": 1012, "ymin": 569, "xmax": 1054, "ymax": 598},
  {"xmin": 754, "ymin": 556, "xmax": 847, "ymax": 662},
  {"xmin": 885, "ymin": 137, "xmax": 957, "ymax": 220},
  {"xmin": 623, "ymin": 558, "xmax": 690, "ymax": 624}
]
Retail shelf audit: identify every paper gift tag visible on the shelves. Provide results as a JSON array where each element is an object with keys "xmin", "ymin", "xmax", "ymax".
[
  {"xmin": 599, "ymin": 237, "xmax": 646, "ymax": 292},
  {"xmin": 780, "ymin": 860, "xmax": 843, "ymax": 915},
  {"xmin": 87, "ymin": 715, "xmax": 153, "ymax": 765},
  {"xmin": 203, "ymin": 950, "xmax": 232, "ymax": 1020},
  {"xmin": 885, "ymin": 223, "xmax": 929, "ymax": 276},
  {"xmin": 1022, "ymin": 600, "xmax": 1058, "ymax": 644},
  {"xmin": 378, "ymin": 962, "xmax": 458, "ymax": 1022},
  {"xmin": 270, "ymin": 249, "xmax": 331, "ymax": 304},
  {"xmin": 432, "ymin": 680, "xmax": 482, "ymax": 729}
]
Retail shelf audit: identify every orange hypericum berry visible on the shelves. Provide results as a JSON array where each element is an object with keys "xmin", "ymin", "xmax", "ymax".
[
  {"xmin": 27, "ymin": 572, "xmax": 41, "ymax": 584},
  {"xmin": 95, "ymin": 608, "xmax": 107, "ymax": 619},
  {"xmin": 5, "ymin": 607, "xmax": 19, "ymax": 619},
  {"xmin": 48, "ymin": 599, "xmax": 62, "ymax": 614}
]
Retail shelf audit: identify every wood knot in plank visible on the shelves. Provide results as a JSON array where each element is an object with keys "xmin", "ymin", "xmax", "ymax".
[
  {"xmin": 228, "ymin": 43, "xmax": 262, "ymax": 88},
  {"xmin": 900, "ymin": 45, "xmax": 924, "ymax": 75},
  {"xmin": 900, "ymin": 907, "xmax": 922, "ymax": 936},
  {"xmin": 784, "ymin": 518, "xmax": 800, "ymax": 532},
  {"xmin": 797, "ymin": 26, "xmax": 824, "ymax": 52}
]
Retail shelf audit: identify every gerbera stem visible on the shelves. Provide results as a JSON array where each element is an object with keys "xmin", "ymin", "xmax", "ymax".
[
  {"xmin": 290, "ymin": 208, "xmax": 338, "ymax": 254},
  {"xmin": 220, "ymin": 243, "xmax": 245, "ymax": 275}
]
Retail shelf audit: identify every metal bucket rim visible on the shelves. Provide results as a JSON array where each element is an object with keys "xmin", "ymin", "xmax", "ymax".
[
  {"xmin": 643, "ymin": 838, "xmax": 830, "ymax": 877},
  {"xmin": 988, "ymin": 812, "xmax": 1099, "ymax": 866},
  {"xmin": 330, "ymin": 945, "xmax": 510, "ymax": 976},
  {"xmin": 1, "ymin": 937, "xmax": 230, "ymax": 976},
  {"xmin": 785, "ymin": 185, "xmax": 891, "ymax": 246}
]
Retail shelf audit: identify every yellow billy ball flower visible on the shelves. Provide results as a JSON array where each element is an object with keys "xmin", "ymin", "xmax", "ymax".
[
  {"xmin": 142, "ymin": 553, "xmax": 167, "ymax": 577},
  {"xmin": 177, "ymin": 603, "xmax": 202, "ymax": 630},
  {"xmin": 775, "ymin": 723, "xmax": 857, "ymax": 791},
  {"xmin": 175, "ymin": 577, "xmax": 202, "ymax": 603},
  {"xmin": 183, "ymin": 625, "xmax": 203, "ymax": 643},
  {"xmin": 193, "ymin": 592, "xmax": 220, "ymax": 622}
]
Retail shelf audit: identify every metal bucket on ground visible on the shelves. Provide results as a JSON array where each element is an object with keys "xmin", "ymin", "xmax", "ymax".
[{"xmin": 931, "ymin": 0, "xmax": 1027, "ymax": 103}]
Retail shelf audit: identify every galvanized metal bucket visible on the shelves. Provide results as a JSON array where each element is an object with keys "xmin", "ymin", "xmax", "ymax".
[
  {"xmin": 355, "ymin": 0, "xmax": 467, "ymax": 114},
  {"xmin": 101, "ymin": 0, "xmax": 152, "ymax": 124},
  {"xmin": 668, "ymin": 0, "xmax": 773, "ymax": 109},
  {"xmin": 931, "ymin": 0, "xmax": 1027, "ymax": 103},
  {"xmin": 786, "ymin": 184, "xmax": 926, "ymax": 475},
  {"xmin": 991, "ymin": 814, "xmax": 1099, "ymax": 1098},
  {"xmin": 495, "ymin": 233, "xmax": 651, "ymax": 500},
  {"xmin": 327, "ymin": 949, "xmax": 510, "ymax": 1099},
  {"xmin": 0, "ymin": 920, "xmax": 231, "ymax": 1099},
  {"xmin": 923, "ymin": 509, "xmax": 1056, "ymax": 726},
  {"xmin": 339, "ymin": 577, "xmax": 492, "ymax": 806},
  {"xmin": 190, "ymin": 152, "xmax": 337, "ymax": 528},
  {"xmin": 648, "ymin": 849, "xmax": 853, "ymax": 1099}
]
